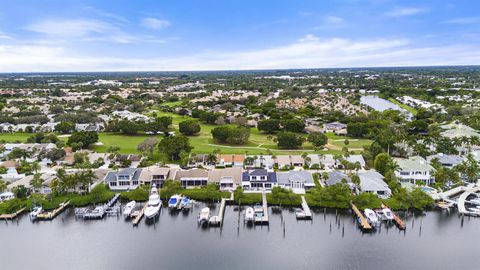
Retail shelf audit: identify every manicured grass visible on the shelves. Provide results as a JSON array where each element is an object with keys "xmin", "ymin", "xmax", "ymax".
[
  {"xmin": 0, "ymin": 133, "xmax": 35, "ymax": 142},
  {"xmin": 388, "ymin": 98, "xmax": 418, "ymax": 115}
]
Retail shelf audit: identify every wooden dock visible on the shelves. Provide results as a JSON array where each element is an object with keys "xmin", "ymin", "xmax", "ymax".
[
  {"xmin": 37, "ymin": 201, "xmax": 70, "ymax": 220},
  {"xmin": 351, "ymin": 203, "xmax": 372, "ymax": 230},
  {"xmin": 254, "ymin": 191, "xmax": 269, "ymax": 225},
  {"xmin": 300, "ymin": 196, "xmax": 312, "ymax": 220},
  {"xmin": 381, "ymin": 203, "xmax": 405, "ymax": 230},
  {"xmin": 209, "ymin": 198, "xmax": 227, "ymax": 226},
  {"xmin": 0, "ymin": 207, "xmax": 26, "ymax": 220},
  {"xmin": 132, "ymin": 203, "xmax": 148, "ymax": 226}
]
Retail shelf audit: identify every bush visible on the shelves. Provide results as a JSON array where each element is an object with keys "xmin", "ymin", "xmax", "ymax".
[{"xmin": 179, "ymin": 120, "xmax": 201, "ymax": 135}]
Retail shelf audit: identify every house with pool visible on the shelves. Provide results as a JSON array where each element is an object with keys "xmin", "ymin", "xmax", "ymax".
[{"xmin": 394, "ymin": 156, "xmax": 436, "ymax": 185}]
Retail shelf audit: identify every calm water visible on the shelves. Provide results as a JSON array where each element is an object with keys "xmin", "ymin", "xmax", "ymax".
[
  {"xmin": 0, "ymin": 203, "xmax": 478, "ymax": 270},
  {"xmin": 360, "ymin": 95, "xmax": 407, "ymax": 113}
]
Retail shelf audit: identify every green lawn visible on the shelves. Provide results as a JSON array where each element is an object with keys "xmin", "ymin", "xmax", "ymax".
[
  {"xmin": 0, "ymin": 133, "xmax": 35, "ymax": 142},
  {"xmin": 388, "ymin": 98, "xmax": 418, "ymax": 115}
]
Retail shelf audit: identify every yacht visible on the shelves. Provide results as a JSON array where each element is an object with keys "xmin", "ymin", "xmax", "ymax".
[
  {"xmin": 123, "ymin": 201, "xmax": 136, "ymax": 218},
  {"xmin": 382, "ymin": 208, "xmax": 394, "ymax": 221},
  {"xmin": 197, "ymin": 207, "xmax": 210, "ymax": 225},
  {"xmin": 364, "ymin": 208, "xmax": 379, "ymax": 226},
  {"xmin": 30, "ymin": 206, "xmax": 43, "ymax": 221},
  {"xmin": 244, "ymin": 207, "xmax": 254, "ymax": 223},
  {"xmin": 168, "ymin": 194, "xmax": 182, "ymax": 209},
  {"xmin": 144, "ymin": 185, "xmax": 162, "ymax": 219}
]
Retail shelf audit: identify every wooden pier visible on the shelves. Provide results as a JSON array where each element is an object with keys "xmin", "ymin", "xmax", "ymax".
[
  {"xmin": 209, "ymin": 198, "xmax": 227, "ymax": 226},
  {"xmin": 37, "ymin": 201, "xmax": 70, "ymax": 220},
  {"xmin": 132, "ymin": 203, "xmax": 148, "ymax": 226},
  {"xmin": 381, "ymin": 203, "xmax": 405, "ymax": 230},
  {"xmin": 300, "ymin": 196, "xmax": 312, "ymax": 220},
  {"xmin": 254, "ymin": 191, "xmax": 269, "ymax": 225},
  {"xmin": 351, "ymin": 203, "xmax": 371, "ymax": 230},
  {"xmin": 0, "ymin": 207, "xmax": 26, "ymax": 220}
]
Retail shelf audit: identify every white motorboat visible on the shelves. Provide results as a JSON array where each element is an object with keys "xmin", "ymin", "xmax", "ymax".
[
  {"xmin": 168, "ymin": 194, "xmax": 182, "ymax": 209},
  {"xmin": 30, "ymin": 206, "xmax": 43, "ymax": 221},
  {"xmin": 179, "ymin": 196, "xmax": 191, "ymax": 210},
  {"xmin": 144, "ymin": 185, "xmax": 162, "ymax": 219},
  {"xmin": 123, "ymin": 201, "xmax": 136, "ymax": 218},
  {"xmin": 382, "ymin": 208, "xmax": 394, "ymax": 221},
  {"xmin": 364, "ymin": 208, "xmax": 379, "ymax": 226},
  {"xmin": 197, "ymin": 207, "xmax": 210, "ymax": 224},
  {"xmin": 244, "ymin": 207, "xmax": 254, "ymax": 222},
  {"xmin": 295, "ymin": 209, "xmax": 306, "ymax": 219}
]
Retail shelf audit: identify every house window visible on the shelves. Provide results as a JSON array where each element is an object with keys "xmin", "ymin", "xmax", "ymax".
[
  {"xmin": 260, "ymin": 176, "xmax": 266, "ymax": 180},
  {"xmin": 110, "ymin": 182, "xmax": 117, "ymax": 187},
  {"xmin": 117, "ymin": 174, "xmax": 130, "ymax": 181},
  {"xmin": 132, "ymin": 180, "xmax": 138, "ymax": 185}
]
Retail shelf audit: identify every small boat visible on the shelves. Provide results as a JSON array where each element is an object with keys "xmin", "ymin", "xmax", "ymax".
[
  {"xmin": 179, "ymin": 196, "xmax": 191, "ymax": 210},
  {"xmin": 144, "ymin": 185, "xmax": 162, "ymax": 219},
  {"xmin": 364, "ymin": 208, "xmax": 379, "ymax": 226},
  {"xmin": 253, "ymin": 203, "xmax": 263, "ymax": 213},
  {"xmin": 382, "ymin": 208, "xmax": 394, "ymax": 221},
  {"xmin": 30, "ymin": 206, "xmax": 43, "ymax": 221},
  {"xmin": 295, "ymin": 209, "xmax": 306, "ymax": 219},
  {"xmin": 168, "ymin": 194, "xmax": 182, "ymax": 209},
  {"xmin": 198, "ymin": 207, "xmax": 210, "ymax": 224},
  {"xmin": 123, "ymin": 201, "xmax": 136, "ymax": 218},
  {"xmin": 84, "ymin": 206, "xmax": 105, "ymax": 219},
  {"xmin": 244, "ymin": 207, "xmax": 254, "ymax": 222}
]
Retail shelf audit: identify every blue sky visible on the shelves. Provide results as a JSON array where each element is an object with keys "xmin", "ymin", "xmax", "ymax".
[{"xmin": 0, "ymin": 0, "xmax": 479, "ymax": 72}]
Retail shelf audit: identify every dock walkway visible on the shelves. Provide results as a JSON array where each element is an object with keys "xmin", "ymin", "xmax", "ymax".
[
  {"xmin": 458, "ymin": 186, "xmax": 480, "ymax": 216},
  {"xmin": 381, "ymin": 203, "xmax": 405, "ymax": 230},
  {"xmin": 37, "ymin": 201, "xmax": 70, "ymax": 220},
  {"xmin": 0, "ymin": 207, "xmax": 25, "ymax": 220},
  {"xmin": 254, "ymin": 191, "xmax": 269, "ymax": 225},
  {"xmin": 300, "ymin": 196, "xmax": 312, "ymax": 220},
  {"xmin": 209, "ymin": 198, "xmax": 227, "ymax": 226},
  {"xmin": 132, "ymin": 203, "xmax": 148, "ymax": 226},
  {"xmin": 351, "ymin": 203, "xmax": 371, "ymax": 230}
]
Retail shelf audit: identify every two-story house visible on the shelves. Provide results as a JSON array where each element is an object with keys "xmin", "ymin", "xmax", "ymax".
[
  {"xmin": 394, "ymin": 156, "xmax": 436, "ymax": 185},
  {"xmin": 105, "ymin": 168, "xmax": 142, "ymax": 191},
  {"xmin": 242, "ymin": 169, "xmax": 277, "ymax": 191},
  {"xmin": 139, "ymin": 166, "xmax": 178, "ymax": 187}
]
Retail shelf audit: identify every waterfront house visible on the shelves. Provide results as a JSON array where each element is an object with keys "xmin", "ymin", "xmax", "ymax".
[
  {"xmin": 242, "ymin": 169, "xmax": 277, "ymax": 191},
  {"xmin": 208, "ymin": 167, "xmax": 243, "ymax": 191},
  {"xmin": 427, "ymin": 154, "xmax": 464, "ymax": 169},
  {"xmin": 104, "ymin": 168, "xmax": 142, "ymax": 191},
  {"xmin": 358, "ymin": 170, "xmax": 391, "ymax": 199},
  {"xmin": 394, "ymin": 156, "xmax": 436, "ymax": 185},
  {"xmin": 7, "ymin": 173, "xmax": 56, "ymax": 194},
  {"xmin": 276, "ymin": 170, "xmax": 315, "ymax": 194},
  {"xmin": 139, "ymin": 166, "xmax": 178, "ymax": 187},
  {"xmin": 174, "ymin": 168, "xmax": 209, "ymax": 188},
  {"xmin": 324, "ymin": 171, "xmax": 353, "ymax": 188}
]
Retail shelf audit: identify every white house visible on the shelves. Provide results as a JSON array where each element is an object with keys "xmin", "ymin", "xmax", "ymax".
[
  {"xmin": 394, "ymin": 156, "xmax": 436, "ymax": 185},
  {"xmin": 358, "ymin": 170, "xmax": 391, "ymax": 199}
]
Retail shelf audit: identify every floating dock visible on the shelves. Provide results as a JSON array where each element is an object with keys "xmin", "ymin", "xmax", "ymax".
[
  {"xmin": 0, "ymin": 207, "xmax": 26, "ymax": 220},
  {"xmin": 132, "ymin": 203, "xmax": 148, "ymax": 226},
  {"xmin": 299, "ymin": 196, "xmax": 312, "ymax": 220},
  {"xmin": 254, "ymin": 191, "xmax": 269, "ymax": 225},
  {"xmin": 37, "ymin": 202, "xmax": 70, "ymax": 220},
  {"xmin": 351, "ymin": 203, "xmax": 372, "ymax": 230},
  {"xmin": 381, "ymin": 203, "xmax": 405, "ymax": 230}
]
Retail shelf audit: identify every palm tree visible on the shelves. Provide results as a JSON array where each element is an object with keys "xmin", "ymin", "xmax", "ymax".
[
  {"xmin": 31, "ymin": 161, "xmax": 40, "ymax": 174},
  {"xmin": 30, "ymin": 173, "xmax": 43, "ymax": 193}
]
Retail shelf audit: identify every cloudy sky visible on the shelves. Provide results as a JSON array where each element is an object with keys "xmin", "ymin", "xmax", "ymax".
[{"xmin": 0, "ymin": 0, "xmax": 479, "ymax": 72}]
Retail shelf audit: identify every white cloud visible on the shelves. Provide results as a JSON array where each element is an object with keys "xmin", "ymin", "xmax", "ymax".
[
  {"xmin": 325, "ymin": 16, "xmax": 345, "ymax": 24},
  {"xmin": 141, "ymin": 18, "xmax": 171, "ymax": 29},
  {"xmin": 445, "ymin": 17, "xmax": 480, "ymax": 24},
  {"xmin": 385, "ymin": 7, "xmax": 425, "ymax": 17},
  {"xmin": 0, "ymin": 34, "xmax": 479, "ymax": 72},
  {"xmin": 0, "ymin": 30, "xmax": 12, "ymax": 40}
]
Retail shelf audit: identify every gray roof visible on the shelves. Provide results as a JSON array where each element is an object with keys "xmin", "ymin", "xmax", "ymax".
[
  {"xmin": 358, "ymin": 171, "xmax": 390, "ymax": 193},
  {"xmin": 105, "ymin": 168, "xmax": 142, "ymax": 182},
  {"xmin": 276, "ymin": 171, "xmax": 313, "ymax": 185},
  {"xmin": 395, "ymin": 156, "xmax": 435, "ymax": 172},
  {"xmin": 427, "ymin": 154, "xmax": 464, "ymax": 166},
  {"xmin": 325, "ymin": 171, "xmax": 352, "ymax": 186}
]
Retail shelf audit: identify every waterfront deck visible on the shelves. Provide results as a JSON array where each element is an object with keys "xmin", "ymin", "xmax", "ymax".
[
  {"xmin": 37, "ymin": 202, "xmax": 70, "ymax": 220},
  {"xmin": 254, "ymin": 191, "xmax": 269, "ymax": 225},
  {"xmin": 0, "ymin": 207, "xmax": 26, "ymax": 220},
  {"xmin": 351, "ymin": 203, "xmax": 372, "ymax": 230}
]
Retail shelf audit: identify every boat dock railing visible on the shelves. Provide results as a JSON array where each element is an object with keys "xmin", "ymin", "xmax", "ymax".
[
  {"xmin": 254, "ymin": 191, "xmax": 269, "ymax": 225},
  {"xmin": 351, "ymin": 203, "xmax": 372, "ymax": 231},
  {"xmin": 37, "ymin": 201, "xmax": 70, "ymax": 220},
  {"xmin": 0, "ymin": 207, "xmax": 26, "ymax": 220},
  {"xmin": 301, "ymin": 196, "xmax": 312, "ymax": 220}
]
